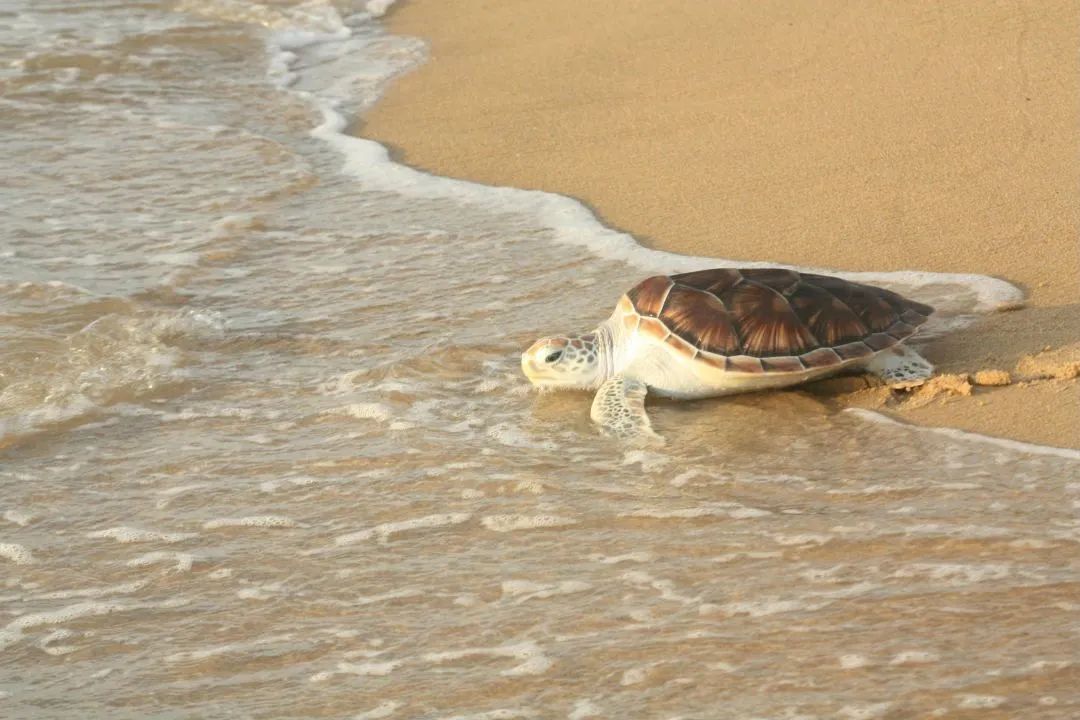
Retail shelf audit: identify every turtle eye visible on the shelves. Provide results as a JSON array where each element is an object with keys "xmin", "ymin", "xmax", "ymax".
[{"xmin": 544, "ymin": 350, "xmax": 563, "ymax": 364}]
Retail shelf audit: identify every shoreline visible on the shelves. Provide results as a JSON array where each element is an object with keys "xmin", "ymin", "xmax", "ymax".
[{"xmin": 364, "ymin": 0, "xmax": 1079, "ymax": 449}]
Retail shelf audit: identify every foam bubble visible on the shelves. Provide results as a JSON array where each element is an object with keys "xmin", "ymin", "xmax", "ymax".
[
  {"xmin": 126, "ymin": 551, "xmax": 196, "ymax": 572},
  {"xmin": 622, "ymin": 503, "xmax": 771, "ymax": 520},
  {"xmin": 890, "ymin": 650, "xmax": 940, "ymax": 665},
  {"xmin": 839, "ymin": 654, "xmax": 870, "ymax": 669},
  {"xmin": 337, "ymin": 403, "xmax": 393, "ymax": 422},
  {"xmin": 155, "ymin": 483, "xmax": 209, "ymax": 508},
  {"xmin": 260, "ymin": 476, "xmax": 322, "ymax": 493},
  {"xmin": 424, "ymin": 641, "xmax": 552, "ymax": 677},
  {"xmin": 336, "ymin": 513, "xmax": 471, "ymax": 545},
  {"xmin": 892, "ymin": 563, "xmax": 1011, "ymax": 585},
  {"xmin": 364, "ymin": 0, "xmax": 399, "ymax": 18},
  {"xmin": 707, "ymin": 662, "xmax": 737, "ymax": 673},
  {"xmin": 310, "ymin": 660, "xmax": 402, "ymax": 682},
  {"xmin": 355, "ymin": 588, "xmax": 424, "ymax": 605},
  {"xmin": 39, "ymin": 628, "xmax": 78, "ymax": 656},
  {"xmin": 956, "ymin": 695, "xmax": 1006, "ymax": 709},
  {"xmin": 1025, "ymin": 659, "xmax": 1071, "ymax": 672},
  {"xmin": 35, "ymin": 580, "xmax": 149, "ymax": 600},
  {"xmin": 839, "ymin": 703, "xmax": 892, "ymax": 719},
  {"xmin": 708, "ymin": 598, "xmax": 826, "ymax": 617},
  {"xmin": 669, "ymin": 469, "xmax": 722, "ymax": 487},
  {"xmin": 501, "ymin": 580, "xmax": 591, "ymax": 603},
  {"xmin": 353, "ymin": 701, "xmax": 402, "ymax": 719},
  {"xmin": 203, "ymin": 516, "xmax": 298, "ymax": 529},
  {"xmin": 621, "ymin": 571, "xmax": 699, "ymax": 604},
  {"xmin": 620, "ymin": 666, "xmax": 649, "ymax": 686},
  {"xmin": 154, "ymin": 251, "xmax": 200, "ymax": 266},
  {"xmin": 0, "ymin": 597, "xmax": 189, "ymax": 652},
  {"xmin": 165, "ymin": 644, "xmax": 240, "ymax": 663},
  {"xmin": 485, "ymin": 423, "xmax": 557, "ymax": 450},
  {"xmin": 481, "ymin": 515, "xmax": 577, "ymax": 533},
  {"xmin": 87, "ymin": 526, "xmax": 196, "ymax": 544},
  {"xmin": 621, "ymin": 450, "xmax": 670, "ymax": 473},
  {"xmin": 568, "ymin": 700, "xmax": 602, "ymax": 720},
  {"xmin": 2, "ymin": 510, "xmax": 35, "ymax": 526},
  {"xmin": 772, "ymin": 533, "xmax": 832, "ymax": 546},
  {"xmin": 237, "ymin": 582, "xmax": 285, "ymax": 600},
  {"xmin": 0, "ymin": 543, "xmax": 34, "ymax": 565},
  {"xmin": 0, "ymin": 395, "xmax": 99, "ymax": 443}
]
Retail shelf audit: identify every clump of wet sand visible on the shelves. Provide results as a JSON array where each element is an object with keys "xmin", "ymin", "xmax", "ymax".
[{"xmin": 811, "ymin": 342, "xmax": 1079, "ymax": 416}]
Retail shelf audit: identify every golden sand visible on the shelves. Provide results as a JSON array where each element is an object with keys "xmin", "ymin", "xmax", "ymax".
[{"xmin": 365, "ymin": 0, "xmax": 1079, "ymax": 448}]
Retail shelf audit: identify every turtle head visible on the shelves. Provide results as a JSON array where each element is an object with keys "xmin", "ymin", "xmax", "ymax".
[{"xmin": 521, "ymin": 333, "xmax": 602, "ymax": 390}]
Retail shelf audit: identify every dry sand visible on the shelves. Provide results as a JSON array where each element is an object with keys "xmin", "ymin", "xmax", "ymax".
[{"xmin": 364, "ymin": 0, "xmax": 1079, "ymax": 449}]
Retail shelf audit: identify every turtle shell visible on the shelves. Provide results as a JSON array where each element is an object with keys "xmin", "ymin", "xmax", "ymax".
[{"xmin": 623, "ymin": 268, "xmax": 934, "ymax": 374}]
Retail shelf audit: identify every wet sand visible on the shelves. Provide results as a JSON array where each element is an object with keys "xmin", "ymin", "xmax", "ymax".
[{"xmin": 364, "ymin": 0, "xmax": 1080, "ymax": 449}]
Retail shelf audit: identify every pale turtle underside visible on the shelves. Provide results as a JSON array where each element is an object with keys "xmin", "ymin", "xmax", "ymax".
[{"xmin": 622, "ymin": 268, "xmax": 934, "ymax": 375}]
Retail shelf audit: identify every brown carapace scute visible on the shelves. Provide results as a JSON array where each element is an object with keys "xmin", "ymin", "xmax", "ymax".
[{"xmin": 623, "ymin": 268, "xmax": 934, "ymax": 374}]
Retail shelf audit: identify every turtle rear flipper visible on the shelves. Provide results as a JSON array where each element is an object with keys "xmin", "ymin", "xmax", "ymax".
[
  {"xmin": 866, "ymin": 344, "xmax": 934, "ymax": 388},
  {"xmin": 591, "ymin": 377, "xmax": 659, "ymax": 440}
]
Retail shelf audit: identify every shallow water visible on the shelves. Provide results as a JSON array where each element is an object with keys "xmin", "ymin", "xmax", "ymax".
[{"xmin": 2, "ymin": 2, "xmax": 1079, "ymax": 718}]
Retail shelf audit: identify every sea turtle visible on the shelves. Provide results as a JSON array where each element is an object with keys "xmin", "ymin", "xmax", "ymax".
[{"xmin": 521, "ymin": 267, "xmax": 935, "ymax": 438}]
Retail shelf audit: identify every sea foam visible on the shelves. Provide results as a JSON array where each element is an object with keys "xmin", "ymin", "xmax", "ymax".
[
  {"xmin": 424, "ymin": 640, "xmax": 553, "ymax": 677},
  {"xmin": 252, "ymin": 0, "xmax": 1034, "ymax": 377},
  {"xmin": 0, "ymin": 543, "xmax": 34, "ymax": 565},
  {"xmin": 336, "ymin": 513, "xmax": 471, "ymax": 545},
  {"xmin": 480, "ymin": 515, "xmax": 577, "ymax": 532},
  {"xmin": 87, "ymin": 527, "xmax": 196, "ymax": 544},
  {"xmin": 848, "ymin": 408, "xmax": 1080, "ymax": 459}
]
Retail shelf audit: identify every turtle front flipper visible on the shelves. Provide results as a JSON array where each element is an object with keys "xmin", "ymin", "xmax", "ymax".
[
  {"xmin": 591, "ymin": 377, "xmax": 659, "ymax": 440},
  {"xmin": 866, "ymin": 344, "xmax": 934, "ymax": 388}
]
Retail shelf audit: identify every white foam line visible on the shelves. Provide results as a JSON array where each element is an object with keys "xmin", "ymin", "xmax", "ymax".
[
  {"xmin": 0, "ymin": 597, "xmax": 189, "ymax": 652},
  {"xmin": 264, "ymin": 14, "xmax": 1022, "ymax": 327},
  {"xmin": 480, "ymin": 515, "xmax": 577, "ymax": 533},
  {"xmin": 353, "ymin": 701, "xmax": 402, "ymax": 720},
  {"xmin": 424, "ymin": 640, "xmax": 552, "ymax": 677},
  {"xmin": 848, "ymin": 408, "xmax": 1080, "ymax": 460},
  {"xmin": 336, "ymin": 513, "xmax": 472, "ymax": 545},
  {"xmin": 203, "ymin": 515, "xmax": 298, "ymax": 529},
  {"xmin": 312, "ymin": 108, "xmax": 1022, "ymax": 312},
  {"xmin": 501, "ymin": 579, "xmax": 591, "ymax": 604},
  {"xmin": 0, "ymin": 543, "xmax": 34, "ymax": 565},
  {"xmin": 87, "ymin": 526, "xmax": 197, "ymax": 544},
  {"xmin": 34, "ymin": 579, "xmax": 150, "ymax": 600},
  {"xmin": 355, "ymin": 588, "xmax": 424, "ymax": 605},
  {"xmin": 310, "ymin": 660, "xmax": 402, "ymax": 682},
  {"xmin": 2, "ymin": 509, "xmax": 35, "ymax": 526},
  {"xmin": 620, "ymin": 503, "xmax": 772, "ymax": 520},
  {"xmin": 364, "ymin": 0, "xmax": 399, "ymax": 18},
  {"xmin": 126, "ymin": 551, "xmax": 196, "ymax": 572}
]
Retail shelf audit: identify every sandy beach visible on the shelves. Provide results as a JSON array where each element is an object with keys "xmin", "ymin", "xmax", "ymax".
[
  {"xmin": 365, "ymin": 0, "xmax": 1079, "ymax": 449},
  {"xmin": 6, "ymin": 4, "xmax": 1080, "ymax": 715}
]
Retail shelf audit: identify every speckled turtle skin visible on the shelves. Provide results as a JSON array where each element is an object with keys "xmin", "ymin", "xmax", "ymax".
[{"xmin": 619, "ymin": 267, "xmax": 934, "ymax": 376}]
